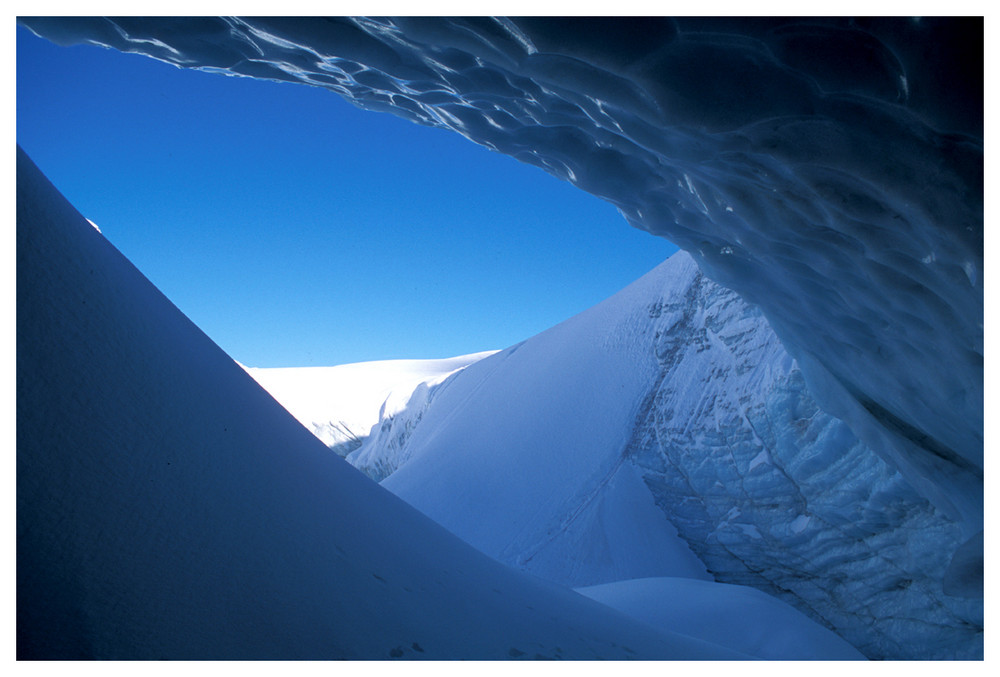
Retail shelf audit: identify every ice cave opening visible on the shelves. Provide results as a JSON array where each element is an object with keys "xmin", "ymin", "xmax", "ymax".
[{"xmin": 17, "ymin": 16, "xmax": 983, "ymax": 660}]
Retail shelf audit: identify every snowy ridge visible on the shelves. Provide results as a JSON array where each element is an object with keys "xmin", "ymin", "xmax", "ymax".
[
  {"xmin": 374, "ymin": 254, "xmax": 712, "ymax": 589},
  {"xmin": 354, "ymin": 251, "xmax": 979, "ymax": 659},
  {"xmin": 242, "ymin": 352, "xmax": 494, "ymax": 456},
  {"xmin": 16, "ymin": 147, "xmax": 752, "ymax": 660},
  {"xmin": 348, "ymin": 373, "xmax": 457, "ymax": 481},
  {"xmin": 19, "ymin": 18, "xmax": 983, "ymax": 536}
]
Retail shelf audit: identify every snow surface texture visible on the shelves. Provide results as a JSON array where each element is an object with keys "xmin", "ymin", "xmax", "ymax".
[
  {"xmin": 242, "ymin": 353, "xmax": 494, "ymax": 457},
  {"xmin": 19, "ymin": 18, "xmax": 984, "ymax": 539},
  {"xmin": 350, "ymin": 251, "xmax": 980, "ymax": 659},
  {"xmin": 17, "ymin": 147, "xmax": 760, "ymax": 660}
]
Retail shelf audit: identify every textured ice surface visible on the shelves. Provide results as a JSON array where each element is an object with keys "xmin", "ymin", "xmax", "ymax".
[
  {"xmin": 17, "ymin": 147, "xmax": 750, "ymax": 660},
  {"xmin": 622, "ymin": 256, "xmax": 982, "ymax": 659},
  {"xmin": 242, "ymin": 353, "xmax": 493, "ymax": 456},
  {"xmin": 353, "ymin": 252, "xmax": 981, "ymax": 659},
  {"xmin": 18, "ymin": 18, "xmax": 983, "ymax": 531}
]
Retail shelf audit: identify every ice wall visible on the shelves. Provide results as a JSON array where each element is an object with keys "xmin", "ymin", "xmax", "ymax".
[
  {"xmin": 19, "ymin": 14, "xmax": 982, "ymax": 566},
  {"xmin": 625, "ymin": 254, "xmax": 981, "ymax": 659}
]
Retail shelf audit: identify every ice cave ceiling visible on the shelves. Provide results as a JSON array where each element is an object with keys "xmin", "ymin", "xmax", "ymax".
[{"xmin": 19, "ymin": 16, "xmax": 983, "ymax": 528}]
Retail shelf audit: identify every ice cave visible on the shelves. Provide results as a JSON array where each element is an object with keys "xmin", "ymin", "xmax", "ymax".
[{"xmin": 17, "ymin": 17, "xmax": 983, "ymax": 660}]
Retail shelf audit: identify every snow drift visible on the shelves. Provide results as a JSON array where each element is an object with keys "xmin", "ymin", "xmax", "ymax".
[
  {"xmin": 576, "ymin": 577, "xmax": 863, "ymax": 661},
  {"xmin": 18, "ymin": 18, "xmax": 984, "ymax": 538},
  {"xmin": 16, "ymin": 146, "xmax": 753, "ymax": 660}
]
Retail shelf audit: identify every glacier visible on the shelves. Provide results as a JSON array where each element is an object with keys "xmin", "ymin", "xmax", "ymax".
[
  {"xmin": 17, "ymin": 15, "xmax": 983, "ymax": 660},
  {"xmin": 343, "ymin": 251, "xmax": 980, "ymax": 659}
]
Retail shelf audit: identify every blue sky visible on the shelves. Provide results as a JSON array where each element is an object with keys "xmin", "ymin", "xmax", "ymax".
[{"xmin": 16, "ymin": 24, "xmax": 677, "ymax": 367}]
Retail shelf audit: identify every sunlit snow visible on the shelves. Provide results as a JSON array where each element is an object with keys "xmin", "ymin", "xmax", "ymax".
[{"xmin": 241, "ymin": 352, "xmax": 495, "ymax": 455}]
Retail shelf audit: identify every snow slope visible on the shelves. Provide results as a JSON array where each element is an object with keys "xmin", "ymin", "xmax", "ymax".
[
  {"xmin": 16, "ymin": 146, "xmax": 749, "ymax": 660},
  {"xmin": 360, "ymin": 252, "xmax": 714, "ymax": 588},
  {"xmin": 19, "ymin": 18, "xmax": 983, "ymax": 540},
  {"xmin": 576, "ymin": 577, "xmax": 862, "ymax": 660},
  {"xmin": 242, "ymin": 353, "xmax": 494, "ymax": 456},
  {"xmin": 354, "ymin": 251, "xmax": 979, "ymax": 659}
]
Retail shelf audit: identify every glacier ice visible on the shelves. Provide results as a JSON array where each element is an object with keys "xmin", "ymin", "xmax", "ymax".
[
  {"xmin": 17, "ymin": 146, "xmax": 753, "ymax": 660},
  {"xmin": 349, "ymin": 251, "xmax": 981, "ymax": 659},
  {"xmin": 18, "ymin": 16, "xmax": 983, "ymax": 534}
]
